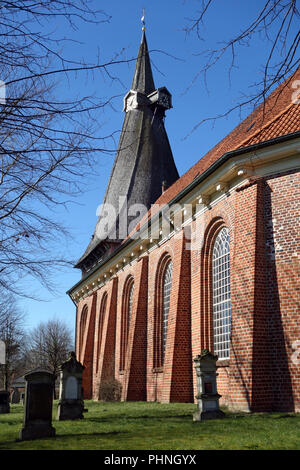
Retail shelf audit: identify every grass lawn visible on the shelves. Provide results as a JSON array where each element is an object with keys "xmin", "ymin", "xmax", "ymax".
[{"xmin": 0, "ymin": 400, "xmax": 299, "ymax": 450}]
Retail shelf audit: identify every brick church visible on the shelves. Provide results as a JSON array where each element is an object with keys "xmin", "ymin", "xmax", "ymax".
[{"xmin": 68, "ymin": 31, "xmax": 300, "ymax": 412}]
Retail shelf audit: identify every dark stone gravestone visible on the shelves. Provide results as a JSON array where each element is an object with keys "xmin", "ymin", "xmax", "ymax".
[
  {"xmin": 57, "ymin": 351, "xmax": 85, "ymax": 420},
  {"xmin": 11, "ymin": 388, "xmax": 20, "ymax": 404},
  {"xmin": 0, "ymin": 390, "xmax": 10, "ymax": 414},
  {"xmin": 193, "ymin": 350, "xmax": 225, "ymax": 421},
  {"xmin": 19, "ymin": 369, "xmax": 56, "ymax": 440}
]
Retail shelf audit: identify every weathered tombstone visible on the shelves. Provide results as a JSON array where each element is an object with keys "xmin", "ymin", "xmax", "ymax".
[
  {"xmin": 0, "ymin": 390, "xmax": 10, "ymax": 414},
  {"xmin": 0, "ymin": 340, "xmax": 5, "ymax": 365},
  {"xmin": 19, "ymin": 369, "xmax": 56, "ymax": 440},
  {"xmin": 193, "ymin": 350, "xmax": 225, "ymax": 421},
  {"xmin": 57, "ymin": 351, "xmax": 85, "ymax": 420},
  {"xmin": 11, "ymin": 388, "xmax": 20, "ymax": 404}
]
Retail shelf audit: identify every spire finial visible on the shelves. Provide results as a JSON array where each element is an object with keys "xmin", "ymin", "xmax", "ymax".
[{"xmin": 141, "ymin": 8, "xmax": 146, "ymax": 31}]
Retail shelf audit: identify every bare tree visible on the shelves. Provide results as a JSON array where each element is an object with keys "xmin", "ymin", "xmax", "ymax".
[
  {"xmin": 183, "ymin": 0, "xmax": 300, "ymax": 131},
  {"xmin": 26, "ymin": 318, "xmax": 73, "ymax": 397},
  {"xmin": 0, "ymin": 1, "xmax": 128, "ymax": 297},
  {"xmin": 0, "ymin": 290, "xmax": 27, "ymax": 390}
]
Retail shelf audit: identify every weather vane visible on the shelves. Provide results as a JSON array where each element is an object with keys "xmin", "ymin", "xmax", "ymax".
[{"xmin": 141, "ymin": 8, "xmax": 146, "ymax": 31}]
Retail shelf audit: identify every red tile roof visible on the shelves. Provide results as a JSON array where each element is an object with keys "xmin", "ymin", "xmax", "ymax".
[
  {"xmin": 239, "ymin": 102, "xmax": 300, "ymax": 148},
  {"xmin": 125, "ymin": 68, "xmax": 300, "ymax": 241}
]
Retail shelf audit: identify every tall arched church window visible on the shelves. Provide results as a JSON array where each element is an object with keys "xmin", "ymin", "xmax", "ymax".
[
  {"xmin": 162, "ymin": 260, "xmax": 173, "ymax": 364},
  {"xmin": 154, "ymin": 256, "xmax": 173, "ymax": 369},
  {"xmin": 128, "ymin": 282, "xmax": 134, "ymax": 326},
  {"xmin": 96, "ymin": 293, "xmax": 107, "ymax": 373},
  {"xmin": 212, "ymin": 227, "xmax": 231, "ymax": 360},
  {"xmin": 120, "ymin": 277, "xmax": 134, "ymax": 371},
  {"xmin": 79, "ymin": 305, "xmax": 88, "ymax": 352}
]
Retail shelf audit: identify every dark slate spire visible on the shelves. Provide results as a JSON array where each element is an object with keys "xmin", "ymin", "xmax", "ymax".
[
  {"xmin": 75, "ymin": 31, "xmax": 179, "ymax": 274},
  {"xmin": 131, "ymin": 31, "xmax": 155, "ymax": 95}
]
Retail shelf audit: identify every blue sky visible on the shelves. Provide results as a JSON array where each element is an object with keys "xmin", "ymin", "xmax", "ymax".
[{"xmin": 17, "ymin": 0, "xmax": 298, "ymax": 339}]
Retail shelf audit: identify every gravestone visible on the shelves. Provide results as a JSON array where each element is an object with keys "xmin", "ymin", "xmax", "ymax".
[
  {"xmin": 11, "ymin": 388, "xmax": 20, "ymax": 404},
  {"xmin": 193, "ymin": 350, "xmax": 225, "ymax": 421},
  {"xmin": 19, "ymin": 369, "xmax": 56, "ymax": 440},
  {"xmin": 57, "ymin": 351, "xmax": 85, "ymax": 420},
  {"xmin": 0, "ymin": 390, "xmax": 10, "ymax": 414}
]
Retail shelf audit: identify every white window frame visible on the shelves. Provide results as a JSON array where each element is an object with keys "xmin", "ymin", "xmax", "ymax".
[
  {"xmin": 212, "ymin": 227, "xmax": 231, "ymax": 360},
  {"xmin": 162, "ymin": 260, "xmax": 173, "ymax": 363}
]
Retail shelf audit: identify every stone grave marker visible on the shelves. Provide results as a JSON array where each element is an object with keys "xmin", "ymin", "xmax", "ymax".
[
  {"xmin": 19, "ymin": 369, "xmax": 56, "ymax": 440},
  {"xmin": 57, "ymin": 351, "xmax": 85, "ymax": 420},
  {"xmin": 193, "ymin": 349, "xmax": 225, "ymax": 421},
  {"xmin": 0, "ymin": 390, "xmax": 10, "ymax": 414},
  {"xmin": 11, "ymin": 388, "xmax": 20, "ymax": 404}
]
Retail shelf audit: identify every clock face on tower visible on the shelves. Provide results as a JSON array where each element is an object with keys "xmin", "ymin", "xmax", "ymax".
[{"xmin": 159, "ymin": 93, "xmax": 171, "ymax": 109}]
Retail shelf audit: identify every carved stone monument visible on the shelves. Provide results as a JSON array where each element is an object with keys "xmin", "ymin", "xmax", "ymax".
[
  {"xmin": 57, "ymin": 351, "xmax": 85, "ymax": 420},
  {"xmin": 193, "ymin": 350, "xmax": 225, "ymax": 421},
  {"xmin": 0, "ymin": 390, "xmax": 10, "ymax": 414},
  {"xmin": 19, "ymin": 369, "xmax": 56, "ymax": 440}
]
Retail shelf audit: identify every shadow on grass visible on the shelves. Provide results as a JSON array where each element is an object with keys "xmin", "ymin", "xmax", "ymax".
[
  {"xmin": 86, "ymin": 413, "xmax": 192, "ymax": 424},
  {"xmin": 0, "ymin": 419, "xmax": 21, "ymax": 425},
  {"xmin": 23, "ymin": 430, "xmax": 130, "ymax": 440},
  {"xmin": 275, "ymin": 414, "xmax": 297, "ymax": 419}
]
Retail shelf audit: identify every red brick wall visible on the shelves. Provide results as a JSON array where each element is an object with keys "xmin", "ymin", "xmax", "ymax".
[
  {"xmin": 190, "ymin": 195, "xmax": 235, "ymax": 406},
  {"xmin": 114, "ymin": 262, "xmax": 142, "ymax": 395},
  {"xmin": 77, "ymin": 168, "xmax": 299, "ymax": 412},
  {"xmin": 146, "ymin": 231, "xmax": 193, "ymax": 403},
  {"xmin": 122, "ymin": 256, "xmax": 148, "ymax": 401},
  {"xmin": 92, "ymin": 278, "xmax": 118, "ymax": 399},
  {"xmin": 264, "ymin": 170, "xmax": 300, "ymax": 412},
  {"xmin": 229, "ymin": 179, "xmax": 271, "ymax": 411},
  {"xmin": 76, "ymin": 294, "xmax": 96, "ymax": 399}
]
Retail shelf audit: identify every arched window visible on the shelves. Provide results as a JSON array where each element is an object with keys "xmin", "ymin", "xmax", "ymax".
[
  {"xmin": 162, "ymin": 260, "xmax": 173, "ymax": 364},
  {"xmin": 79, "ymin": 305, "xmax": 88, "ymax": 352},
  {"xmin": 154, "ymin": 256, "xmax": 173, "ymax": 369},
  {"xmin": 96, "ymin": 293, "xmax": 107, "ymax": 373},
  {"xmin": 128, "ymin": 282, "xmax": 134, "ymax": 326},
  {"xmin": 212, "ymin": 227, "xmax": 231, "ymax": 360},
  {"xmin": 120, "ymin": 277, "xmax": 134, "ymax": 371}
]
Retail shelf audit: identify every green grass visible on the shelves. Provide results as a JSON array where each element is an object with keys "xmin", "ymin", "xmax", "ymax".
[{"xmin": 0, "ymin": 400, "xmax": 299, "ymax": 450}]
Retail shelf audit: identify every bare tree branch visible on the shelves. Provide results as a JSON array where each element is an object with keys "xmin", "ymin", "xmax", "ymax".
[
  {"xmin": 183, "ymin": 0, "xmax": 300, "ymax": 134},
  {"xmin": 0, "ymin": 2, "xmax": 127, "ymax": 297}
]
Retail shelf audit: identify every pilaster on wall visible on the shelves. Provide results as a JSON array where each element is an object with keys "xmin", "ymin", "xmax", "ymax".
[
  {"xmin": 122, "ymin": 256, "xmax": 148, "ymax": 401},
  {"xmin": 161, "ymin": 230, "xmax": 193, "ymax": 403},
  {"xmin": 230, "ymin": 179, "xmax": 271, "ymax": 411},
  {"xmin": 78, "ymin": 293, "xmax": 97, "ymax": 399},
  {"xmin": 169, "ymin": 230, "xmax": 193, "ymax": 403},
  {"xmin": 264, "ymin": 170, "xmax": 300, "ymax": 412},
  {"xmin": 93, "ymin": 278, "xmax": 118, "ymax": 399}
]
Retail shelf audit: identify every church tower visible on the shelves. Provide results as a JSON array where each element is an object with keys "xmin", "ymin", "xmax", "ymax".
[{"xmin": 75, "ymin": 30, "xmax": 179, "ymax": 275}]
